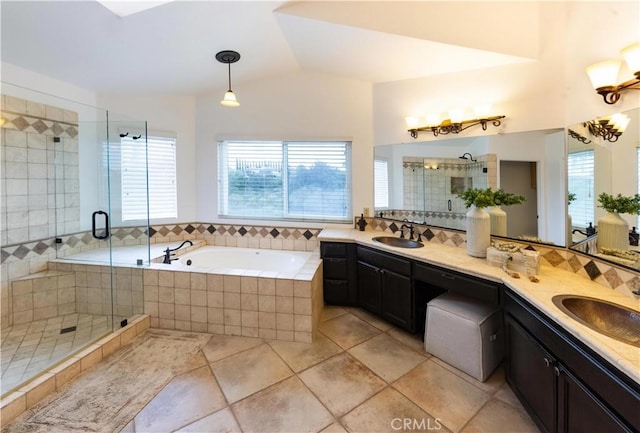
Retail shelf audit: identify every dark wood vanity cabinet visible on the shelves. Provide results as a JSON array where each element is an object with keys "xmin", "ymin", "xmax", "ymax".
[
  {"xmin": 504, "ymin": 289, "xmax": 639, "ymax": 433},
  {"xmin": 320, "ymin": 242, "xmax": 357, "ymax": 305},
  {"xmin": 356, "ymin": 246, "xmax": 413, "ymax": 331}
]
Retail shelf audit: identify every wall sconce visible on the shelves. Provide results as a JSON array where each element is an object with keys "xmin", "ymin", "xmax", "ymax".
[
  {"xmin": 216, "ymin": 50, "xmax": 241, "ymax": 107},
  {"xmin": 568, "ymin": 129, "xmax": 592, "ymax": 144},
  {"xmin": 586, "ymin": 42, "xmax": 640, "ymax": 104},
  {"xmin": 406, "ymin": 110, "xmax": 505, "ymax": 139},
  {"xmin": 584, "ymin": 113, "xmax": 631, "ymax": 142}
]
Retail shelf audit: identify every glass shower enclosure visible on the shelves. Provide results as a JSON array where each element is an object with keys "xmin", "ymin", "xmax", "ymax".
[{"xmin": 0, "ymin": 83, "xmax": 149, "ymax": 396}]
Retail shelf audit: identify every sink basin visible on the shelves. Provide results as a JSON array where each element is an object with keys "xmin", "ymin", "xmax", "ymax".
[
  {"xmin": 372, "ymin": 236, "xmax": 424, "ymax": 249},
  {"xmin": 552, "ymin": 295, "xmax": 640, "ymax": 347}
]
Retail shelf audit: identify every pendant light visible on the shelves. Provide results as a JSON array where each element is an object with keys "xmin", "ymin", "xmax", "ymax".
[{"xmin": 216, "ymin": 50, "xmax": 241, "ymax": 107}]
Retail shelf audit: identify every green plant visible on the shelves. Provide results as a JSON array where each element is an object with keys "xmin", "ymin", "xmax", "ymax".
[
  {"xmin": 568, "ymin": 192, "xmax": 576, "ymax": 205},
  {"xmin": 597, "ymin": 192, "xmax": 640, "ymax": 215},
  {"xmin": 457, "ymin": 188, "xmax": 526, "ymax": 209},
  {"xmin": 493, "ymin": 189, "xmax": 526, "ymax": 206}
]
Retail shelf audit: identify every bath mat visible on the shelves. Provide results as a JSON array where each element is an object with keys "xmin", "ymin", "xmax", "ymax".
[{"xmin": 3, "ymin": 329, "xmax": 211, "ymax": 433}]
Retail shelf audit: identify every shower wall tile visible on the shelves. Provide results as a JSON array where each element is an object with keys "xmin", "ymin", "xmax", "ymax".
[{"xmin": 1, "ymin": 94, "xmax": 79, "ymax": 327}]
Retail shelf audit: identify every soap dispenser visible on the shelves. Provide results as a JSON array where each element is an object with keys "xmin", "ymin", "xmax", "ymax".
[{"xmin": 357, "ymin": 213, "xmax": 367, "ymax": 231}]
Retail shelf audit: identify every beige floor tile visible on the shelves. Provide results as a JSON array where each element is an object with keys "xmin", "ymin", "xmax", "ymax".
[
  {"xmin": 232, "ymin": 376, "xmax": 333, "ymax": 433},
  {"xmin": 386, "ymin": 326, "xmax": 427, "ymax": 353},
  {"xmin": 319, "ymin": 314, "xmax": 380, "ymax": 350},
  {"xmin": 341, "ymin": 387, "xmax": 451, "ymax": 433},
  {"xmin": 268, "ymin": 333, "xmax": 343, "ymax": 373},
  {"xmin": 176, "ymin": 407, "xmax": 241, "ymax": 433},
  {"xmin": 348, "ymin": 333, "xmax": 427, "ymax": 383},
  {"xmin": 299, "ymin": 352, "xmax": 386, "ymax": 417},
  {"xmin": 181, "ymin": 350, "xmax": 209, "ymax": 373},
  {"xmin": 348, "ymin": 308, "xmax": 394, "ymax": 332},
  {"xmin": 430, "ymin": 357, "xmax": 505, "ymax": 395},
  {"xmin": 393, "ymin": 359, "xmax": 490, "ymax": 432},
  {"xmin": 460, "ymin": 398, "xmax": 540, "ymax": 433},
  {"xmin": 133, "ymin": 365, "xmax": 227, "ymax": 432},
  {"xmin": 319, "ymin": 422, "xmax": 348, "ymax": 433},
  {"xmin": 494, "ymin": 382, "xmax": 528, "ymax": 414},
  {"xmin": 202, "ymin": 334, "xmax": 264, "ymax": 363},
  {"xmin": 211, "ymin": 343, "xmax": 293, "ymax": 403},
  {"xmin": 320, "ymin": 306, "xmax": 349, "ymax": 322}
]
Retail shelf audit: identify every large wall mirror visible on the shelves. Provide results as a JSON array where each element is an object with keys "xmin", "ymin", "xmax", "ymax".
[
  {"xmin": 374, "ymin": 128, "xmax": 567, "ymax": 246},
  {"xmin": 567, "ymin": 107, "xmax": 640, "ymax": 271}
]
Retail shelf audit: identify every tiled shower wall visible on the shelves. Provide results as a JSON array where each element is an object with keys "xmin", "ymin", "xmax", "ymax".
[
  {"xmin": 400, "ymin": 154, "xmax": 497, "ymax": 230},
  {"xmin": 1, "ymin": 95, "xmax": 80, "ymax": 328}
]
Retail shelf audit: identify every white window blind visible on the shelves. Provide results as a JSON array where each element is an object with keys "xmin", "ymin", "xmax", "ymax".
[
  {"xmin": 567, "ymin": 150, "xmax": 594, "ymax": 228},
  {"xmin": 121, "ymin": 135, "xmax": 177, "ymax": 221},
  {"xmin": 218, "ymin": 140, "xmax": 352, "ymax": 222},
  {"xmin": 374, "ymin": 159, "xmax": 389, "ymax": 208}
]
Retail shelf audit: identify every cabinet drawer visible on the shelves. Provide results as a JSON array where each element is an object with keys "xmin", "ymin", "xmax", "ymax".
[
  {"xmin": 321, "ymin": 242, "xmax": 348, "ymax": 258},
  {"xmin": 414, "ymin": 262, "xmax": 500, "ymax": 305},
  {"xmin": 324, "ymin": 280, "xmax": 350, "ymax": 305},
  {"xmin": 323, "ymin": 257, "xmax": 348, "ymax": 280},
  {"xmin": 356, "ymin": 246, "xmax": 411, "ymax": 277}
]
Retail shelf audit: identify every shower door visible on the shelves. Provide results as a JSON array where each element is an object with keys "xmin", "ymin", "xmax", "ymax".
[{"xmin": 54, "ymin": 115, "xmax": 150, "ymax": 330}]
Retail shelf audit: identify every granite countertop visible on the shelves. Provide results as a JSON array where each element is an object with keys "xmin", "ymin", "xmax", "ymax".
[{"xmin": 318, "ymin": 228, "xmax": 640, "ymax": 385}]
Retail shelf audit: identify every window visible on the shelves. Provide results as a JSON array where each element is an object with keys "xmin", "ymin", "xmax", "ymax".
[
  {"xmin": 567, "ymin": 150, "xmax": 594, "ymax": 228},
  {"xmin": 374, "ymin": 159, "xmax": 389, "ymax": 208},
  {"xmin": 121, "ymin": 135, "xmax": 177, "ymax": 221},
  {"xmin": 218, "ymin": 140, "xmax": 352, "ymax": 222}
]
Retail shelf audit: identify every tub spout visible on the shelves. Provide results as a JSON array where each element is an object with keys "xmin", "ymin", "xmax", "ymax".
[
  {"xmin": 163, "ymin": 240, "xmax": 194, "ymax": 264},
  {"xmin": 171, "ymin": 240, "xmax": 194, "ymax": 251}
]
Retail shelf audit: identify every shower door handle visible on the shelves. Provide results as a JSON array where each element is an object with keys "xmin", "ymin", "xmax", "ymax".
[
  {"xmin": 92, "ymin": 210, "xmax": 110, "ymax": 240},
  {"xmin": 448, "ymin": 199, "xmax": 452, "ymax": 211}
]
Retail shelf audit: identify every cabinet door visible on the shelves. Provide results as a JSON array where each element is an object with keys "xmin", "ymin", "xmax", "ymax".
[
  {"xmin": 505, "ymin": 315, "xmax": 557, "ymax": 433},
  {"xmin": 381, "ymin": 270, "xmax": 413, "ymax": 331},
  {"xmin": 357, "ymin": 260, "xmax": 382, "ymax": 314},
  {"xmin": 558, "ymin": 367, "xmax": 631, "ymax": 433}
]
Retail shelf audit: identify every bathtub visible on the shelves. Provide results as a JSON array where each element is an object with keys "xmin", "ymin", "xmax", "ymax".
[{"xmin": 175, "ymin": 246, "xmax": 313, "ymax": 274}]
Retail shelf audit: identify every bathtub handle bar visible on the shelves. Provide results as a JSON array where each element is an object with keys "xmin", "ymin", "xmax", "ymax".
[{"xmin": 92, "ymin": 210, "xmax": 110, "ymax": 240}]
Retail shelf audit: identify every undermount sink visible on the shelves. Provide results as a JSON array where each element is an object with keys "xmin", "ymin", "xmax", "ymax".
[
  {"xmin": 552, "ymin": 295, "xmax": 640, "ymax": 347},
  {"xmin": 372, "ymin": 236, "xmax": 424, "ymax": 249}
]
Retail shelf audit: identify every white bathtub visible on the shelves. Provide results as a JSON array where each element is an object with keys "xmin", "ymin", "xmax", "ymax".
[{"xmin": 175, "ymin": 246, "xmax": 313, "ymax": 274}]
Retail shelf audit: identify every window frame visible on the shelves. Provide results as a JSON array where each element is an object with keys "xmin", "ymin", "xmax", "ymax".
[
  {"xmin": 567, "ymin": 149, "xmax": 595, "ymax": 229},
  {"xmin": 217, "ymin": 140, "xmax": 353, "ymax": 223}
]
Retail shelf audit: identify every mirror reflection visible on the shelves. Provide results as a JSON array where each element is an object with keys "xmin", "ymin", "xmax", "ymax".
[
  {"xmin": 567, "ymin": 107, "xmax": 640, "ymax": 270},
  {"xmin": 374, "ymin": 129, "xmax": 566, "ymax": 246}
]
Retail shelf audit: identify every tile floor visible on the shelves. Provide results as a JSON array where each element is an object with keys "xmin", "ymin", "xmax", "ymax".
[
  {"xmin": 113, "ymin": 306, "xmax": 541, "ymax": 433},
  {"xmin": 0, "ymin": 313, "xmax": 111, "ymax": 395}
]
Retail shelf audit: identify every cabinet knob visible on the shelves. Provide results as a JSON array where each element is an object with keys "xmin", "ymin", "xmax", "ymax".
[
  {"xmin": 543, "ymin": 357, "xmax": 551, "ymax": 367},
  {"xmin": 554, "ymin": 366, "xmax": 560, "ymax": 376}
]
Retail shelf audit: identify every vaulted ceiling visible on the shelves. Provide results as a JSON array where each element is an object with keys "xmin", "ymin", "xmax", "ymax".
[{"xmin": 1, "ymin": 1, "xmax": 539, "ymax": 95}]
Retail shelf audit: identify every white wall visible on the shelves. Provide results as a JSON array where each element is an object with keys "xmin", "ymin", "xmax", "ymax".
[
  {"xmin": 96, "ymin": 94, "xmax": 198, "ymax": 224},
  {"xmin": 195, "ymin": 70, "xmax": 373, "ymax": 227}
]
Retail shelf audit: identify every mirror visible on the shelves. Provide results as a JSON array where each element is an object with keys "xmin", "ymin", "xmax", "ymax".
[
  {"xmin": 374, "ymin": 128, "xmax": 567, "ymax": 246},
  {"xmin": 567, "ymin": 107, "xmax": 640, "ymax": 271}
]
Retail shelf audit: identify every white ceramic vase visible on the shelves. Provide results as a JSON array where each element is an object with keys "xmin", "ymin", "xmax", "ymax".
[
  {"xmin": 596, "ymin": 212, "xmax": 629, "ymax": 251},
  {"xmin": 487, "ymin": 206, "xmax": 507, "ymax": 236},
  {"xmin": 466, "ymin": 206, "xmax": 491, "ymax": 257}
]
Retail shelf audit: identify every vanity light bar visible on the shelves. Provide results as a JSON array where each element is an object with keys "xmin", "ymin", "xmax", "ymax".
[{"xmin": 408, "ymin": 115, "xmax": 506, "ymax": 139}]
